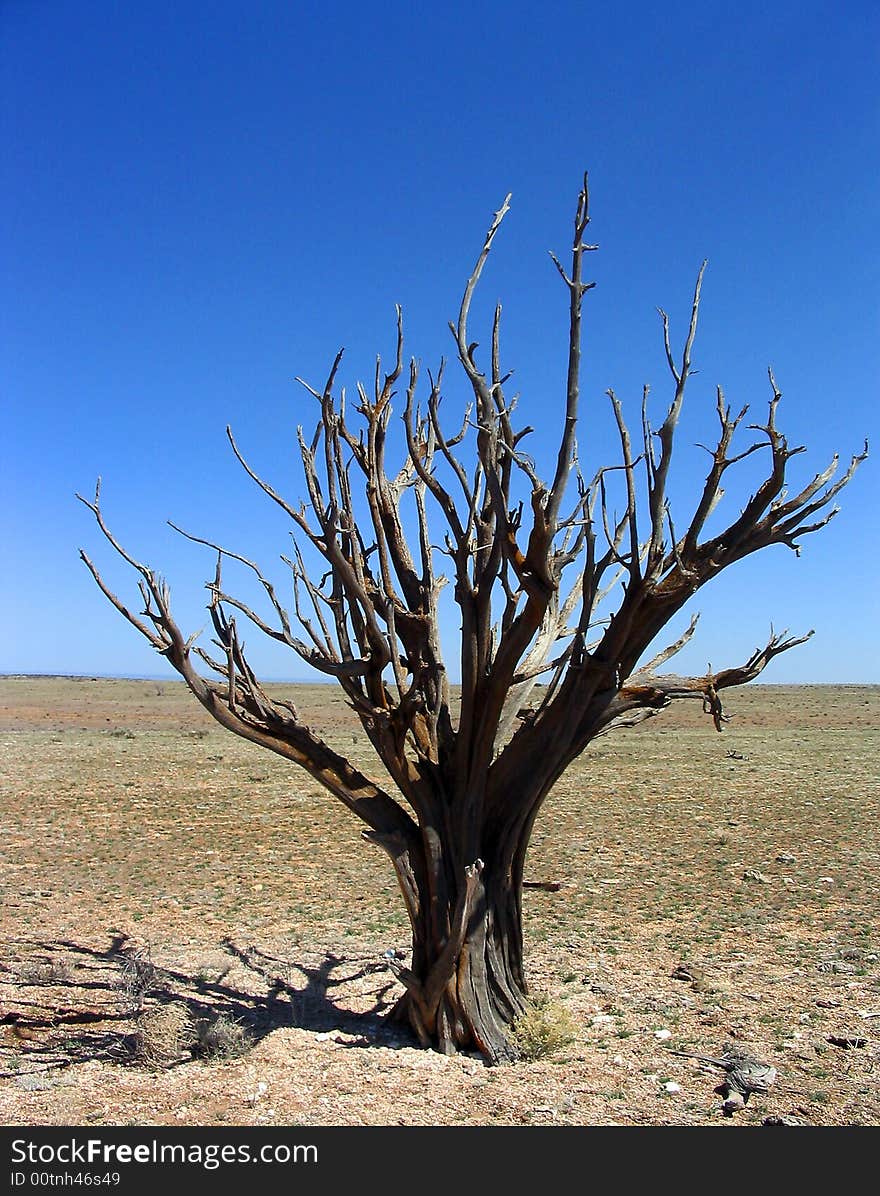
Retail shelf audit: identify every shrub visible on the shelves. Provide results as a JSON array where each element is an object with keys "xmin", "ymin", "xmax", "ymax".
[
  {"xmin": 512, "ymin": 997, "xmax": 578, "ymax": 1061},
  {"xmin": 194, "ymin": 1012, "xmax": 253, "ymax": 1060},
  {"xmin": 132, "ymin": 1003, "xmax": 196, "ymax": 1069}
]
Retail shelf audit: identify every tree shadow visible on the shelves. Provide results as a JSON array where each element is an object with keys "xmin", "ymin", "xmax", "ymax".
[{"xmin": 0, "ymin": 933, "xmax": 417, "ymax": 1077}]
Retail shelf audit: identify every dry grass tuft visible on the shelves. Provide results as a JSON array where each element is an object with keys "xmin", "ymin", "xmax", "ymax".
[
  {"xmin": 194, "ymin": 1012, "xmax": 253, "ymax": 1060},
  {"xmin": 15, "ymin": 957, "xmax": 72, "ymax": 985},
  {"xmin": 512, "ymin": 997, "xmax": 578, "ymax": 1061},
  {"xmin": 117, "ymin": 946, "xmax": 158, "ymax": 1012},
  {"xmin": 131, "ymin": 1003, "xmax": 197, "ymax": 1069}
]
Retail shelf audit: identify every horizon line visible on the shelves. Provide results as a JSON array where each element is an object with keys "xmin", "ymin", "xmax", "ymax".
[{"xmin": 1, "ymin": 672, "xmax": 877, "ymax": 688}]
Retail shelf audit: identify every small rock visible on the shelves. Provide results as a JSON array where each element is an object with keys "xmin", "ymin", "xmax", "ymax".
[
  {"xmin": 818, "ymin": 877, "xmax": 834, "ymax": 885},
  {"xmin": 763, "ymin": 1114, "xmax": 802, "ymax": 1126},
  {"xmin": 743, "ymin": 869, "xmax": 770, "ymax": 883},
  {"xmin": 775, "ymin": 852, "xmax": 796, "ymax": 864},
  {"xmin": 663, "ymin": 1081, "xmax": 682, "ymax": 1094},
  {"xmin": 654, "ymin": 1028, "xmax": 672, "ymax": 1041},
  {"xmin": 722, "ymin": 1091, "xmax": 745, "ymax": 1115}
]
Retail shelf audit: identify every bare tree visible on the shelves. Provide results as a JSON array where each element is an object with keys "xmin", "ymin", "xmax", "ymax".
[{"xmin": 80, "ymin": 176, "xmax": 866, "ymax": 1062}]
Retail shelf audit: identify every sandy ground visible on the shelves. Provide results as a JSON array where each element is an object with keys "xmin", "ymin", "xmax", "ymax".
[{"xmin": 2, "ymin": 676, "xmax": 878, "ymax": 1126}]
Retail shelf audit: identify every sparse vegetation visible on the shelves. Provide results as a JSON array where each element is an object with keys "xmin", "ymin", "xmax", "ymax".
[
  {"xmin": 1, "ymin": 677, "xmax": 877, "ymax": 1124},
  {"xmin": 14, "ymin": 958, "xmax": 72, "ymax": 986},
  {"xmin": 116, "ymin": 946, "xmax": 158, "ymax": 1013},
  {"xmin": 194, "ymin": 1013, "xmax": 253, "ymax": 1060},
  {"xmin": 512, "ymin": 998, "xmax": 578, "ymax": 1061},
  {"xmin": 131, "ymin": 1003, "xmax": 197, "ymax": 1069}
]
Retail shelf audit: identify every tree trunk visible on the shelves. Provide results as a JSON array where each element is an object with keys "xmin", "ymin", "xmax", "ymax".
[{"xmin": 388, "ymin": 831, "xmax": 531, "ymax": 1063}]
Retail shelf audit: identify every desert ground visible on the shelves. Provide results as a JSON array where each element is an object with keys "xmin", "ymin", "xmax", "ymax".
[{"xmin": 1, "ymin": 676, "xmax": 878, "ymax": 1127}]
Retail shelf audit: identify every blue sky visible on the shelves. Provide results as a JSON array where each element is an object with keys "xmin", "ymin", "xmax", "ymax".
[{"xmin": 2, "ymin": 0, "xmax": 877, "ymax": 683}]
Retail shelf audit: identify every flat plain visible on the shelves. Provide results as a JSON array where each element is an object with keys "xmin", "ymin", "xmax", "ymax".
[{"xmin": 1, "ymin": 676, "xmax": 878, "ymax": 1126}]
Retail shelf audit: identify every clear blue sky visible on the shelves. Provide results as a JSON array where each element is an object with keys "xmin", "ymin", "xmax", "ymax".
[{"xmin": 2, "ymin": 0, "xmax": 877, "ymax": 683}]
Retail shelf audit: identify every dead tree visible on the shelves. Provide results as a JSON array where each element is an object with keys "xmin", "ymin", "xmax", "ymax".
[{"xmin": 79, "ymin": 176, "xmax": 866, "ymax": 1061}]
